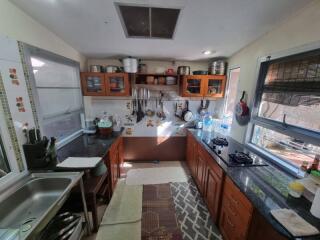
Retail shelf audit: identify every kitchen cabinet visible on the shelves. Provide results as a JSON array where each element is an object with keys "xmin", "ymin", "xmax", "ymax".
[
  {"xmin": 203, "ymin": 152, "xmax": 224, "ymax": 224},
  {"xmin": 204, "ymin": 75, "xmax": 226, "ymax": 98},
  {"xmin": 186, "ymin": 132, "xmax": 198, "ymax": 177},
  {"xmin": 219, "ymin": 177, "xmax": 253, "ymax": 240},
  {"xmin": 105, "ymin": 73, "xmax": 130, "ymax": 96},
  {"xmin": 81, "ymin": 72, "xmax": 130, "ymax": 96},
  {"xmin": 195, "ymin": 147, "xmax": 207, "ymax": 194},
  {"xmin": 180, "ymin": 75, "xmax": 226, "ymax": 98},
  {"xmin": 180, "ymin": 75, "xmax": 205, "ymax": 97},
  {"xmin": 107, "ymin": 136, "xmax": 123, "ymax": 192},
  {"xmin": 81, "ymin": 72, "xmax": 106, "ymax": 96},
  {"xmin": 187, "ymin": 132, "xmax": 224, "ymax": 223}
]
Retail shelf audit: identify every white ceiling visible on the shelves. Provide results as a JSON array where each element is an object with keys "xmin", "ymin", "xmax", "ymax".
[{"xmin": 11, "ymin": 0, "xmax": 312, "ymax": 60}]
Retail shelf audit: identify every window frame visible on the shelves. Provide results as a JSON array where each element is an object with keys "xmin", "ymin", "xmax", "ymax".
[
  {"xmin": 0, "ymin": 103, "xmax": 28, "ymax": 194},
  {"xmin": 21, "ymin": 44, "xmax": 84, "ymax": 149},
  {"xmin": 223, "ymin": 67, "xmax": 241, "ymax": 118},
  {"xmin": 246, "ymin": 42, "xmax": 320, "ymax": 176}
]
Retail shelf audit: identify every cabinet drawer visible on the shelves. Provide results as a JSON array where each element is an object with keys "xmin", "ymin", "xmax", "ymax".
[
  {"xmin": 224, "ymin": 177, "xmax": 253, "ymax": 211},
  {"xmin": 222, "ymin": 193, "xmax": 252, "ymax": 229}
]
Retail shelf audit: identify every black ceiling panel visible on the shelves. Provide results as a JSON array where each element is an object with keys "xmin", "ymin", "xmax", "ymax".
[
  {"xmin": 151, "ymin": 8, "xmax": 180, "ymax": 38},
  {"xmin": 118, "ymin": 5, "xmax": 150, "ymax": 37},
  {"xmin": 118, "ymin": 5, "xmax": 180, "ymax": 39}
]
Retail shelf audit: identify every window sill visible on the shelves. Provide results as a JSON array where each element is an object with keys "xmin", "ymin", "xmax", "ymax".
[{"xmin": 246, "ymin": 143, "xmax": 303, "ymax": 178}]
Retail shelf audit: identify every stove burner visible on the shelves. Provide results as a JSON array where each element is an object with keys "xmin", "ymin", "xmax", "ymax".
[
  {"xmin": 212, "ymin": 137, "xmax": 228, "ymax": 146},
  {"xmin": 229, "ymin": 152, "xmax": 253, "ymax": 164}
]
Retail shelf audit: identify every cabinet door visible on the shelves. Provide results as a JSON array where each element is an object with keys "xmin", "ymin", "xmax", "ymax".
[
  {"xmin": 219, "ymin": 177, "xmax": 253, "ymax": 240},
  {"xmin": 81, "ymin": 73, "xmax": 106, "ymax": 96},
  {"xmin": 186, "ymin": 133, "xmax": 193, "ymax": 170},
  {"xmin": 181, "ymin": 75, "xmax": 205, "ymax": 97},
  {"xmin": 204, "ymin": 75, "xmax": 226, "ymax": 98},
  {"xmin": 196, "ymin": 149, "xmax": 207, "ymax": 194},
  {"xmin": 118, "ymin": 137, "xmax": 124, "ymax": 177},
  {"xmin": 219, "ymin": 203, "xmax": 238, "ymax": 240},
  {"xmin": 105, "ymin": 73, "xmax": 130, "ymax": 96},
  {"xmin": 205, "ymin": 167, "xmax": 222, "ymax": 223}
]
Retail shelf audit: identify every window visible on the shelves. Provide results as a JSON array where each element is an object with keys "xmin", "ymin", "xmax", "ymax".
[
  {"xmin": 0, "ymin": 135, "xmax": 10, "ymax": 178},
  {"xmin": 249, "ymin": 49, "xmax": 320, "ymax": 176},
  {"xmin": 224, "ymin": 67, "xmax": 240, "ymax": 121},
  {"xmin": 24, "ymin": 46, "xmax": 83, "ymax": 146}
]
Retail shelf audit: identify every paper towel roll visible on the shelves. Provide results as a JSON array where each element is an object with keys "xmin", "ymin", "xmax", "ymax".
[{"xmin": 310, "ymin": 187, "xmax": 320, "ymax": 219}]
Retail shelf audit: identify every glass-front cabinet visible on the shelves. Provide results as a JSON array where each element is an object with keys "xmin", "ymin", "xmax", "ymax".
[
  {"xmin": 204, "ymin": 75, "xmax": 226, "ymax": 98},
  {"xmin": 81, "ymin": 73, "xmax": 106, "ymax": 96},
  {"xmin": 180, "ymin": 75, "xmax": 226, "ymax": 98},
  {"xmin": 181, "ymin": 75, "xmax": 205, "ymax": 97},
  {"xmin": 105, "ymin": 73, "xmax": 130, "ymax": 96},
  {"xmin": 81, "ymin": 73, "xmax": 130, "ymax": 96}
]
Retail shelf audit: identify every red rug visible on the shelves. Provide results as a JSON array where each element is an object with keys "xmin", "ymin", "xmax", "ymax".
[{"xmin": 142, "ymin": 184, "xmax": 183, "ymax": 240}]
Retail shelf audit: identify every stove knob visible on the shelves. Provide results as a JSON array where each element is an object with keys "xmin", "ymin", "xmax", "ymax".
[
  {"xmin": 212, "ymin": 145, "xmax": 216, "ymax": 150},
  {"xmin": 217, "ymin": 150, "xmax": 221, "ymax": 154}
]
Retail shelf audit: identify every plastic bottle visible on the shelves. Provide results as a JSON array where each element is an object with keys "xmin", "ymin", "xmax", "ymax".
[{"xmin": 203, "ymin": 113, "xmax": 214, "ymax": 132}]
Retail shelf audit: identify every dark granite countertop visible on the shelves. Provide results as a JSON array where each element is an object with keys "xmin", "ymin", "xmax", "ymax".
[
  {"xmin": 57, "ymin": 130, "xmax": 123, "ymax": 163},
  {"xmin": 188, "ymin": 129, "xmax": 320, "ymax": 240}
]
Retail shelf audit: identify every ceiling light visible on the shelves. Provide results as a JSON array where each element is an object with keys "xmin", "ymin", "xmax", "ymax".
[{"xmin": 202, "ymin": 50, "xmax": 212, "ymax": 55}]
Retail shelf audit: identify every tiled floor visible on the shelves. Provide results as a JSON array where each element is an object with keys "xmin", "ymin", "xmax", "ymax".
[{"xmin": 82, "ymin": 161, "xmax": 221, "ymax": 240}]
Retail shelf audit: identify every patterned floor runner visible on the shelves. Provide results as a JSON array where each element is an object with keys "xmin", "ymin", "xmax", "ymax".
[
  {"xmin": 142, "ymin": 184, "xmax": 183, "ymax": 240},
  {"xmin": 170, "ymin": 178, "xmax": 222, "ymax": 240}
]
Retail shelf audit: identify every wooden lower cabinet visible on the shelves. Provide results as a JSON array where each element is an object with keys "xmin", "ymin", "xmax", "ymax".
[
  {"xmin": 186, "ymin": 132, "xmax": 224, "ymax": 223},
  {"xmin": 186, "ymin": 131, "xmax": 288, "ymax": 240},
  {"xmin": 195, "ymin": 148, "xmax": 207, "ymax": 194},
  {"xmin": 204, "ymin": 165, "xmax": 223, "ymax": 223},
  {"xmin": 219, "ymin": 177, "xmax": 253, "ymax": 240},
  {"xmin": 107, "ymin": 137, "xmax": 123, "ymax": 193},
  {"xmin": 186, "ymin": 132, "xmax": 198, "ymax": 177}
]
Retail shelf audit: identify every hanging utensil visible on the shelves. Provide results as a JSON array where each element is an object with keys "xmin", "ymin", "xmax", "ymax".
[{"xmin": 181, "ymin": 100, "xmax": 193, "ymax": 122}]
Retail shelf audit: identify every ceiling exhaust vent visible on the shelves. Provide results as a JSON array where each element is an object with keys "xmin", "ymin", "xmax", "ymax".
[{"xmin": 117, "ymin": 4, "xmax": 180, "ymax": 39}]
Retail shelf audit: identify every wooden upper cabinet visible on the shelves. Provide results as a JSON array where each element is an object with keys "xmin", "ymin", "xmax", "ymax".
[
  {"xmin": 180, "ymin": 75, "xmax": 226, "ymax": 98},
  {"xmin": 204, "ymin": 75, "xmax": 226, "ymax": 98},
  {"xmin": 181, "ymin": 75, "xmax": 205, "ymax": 97},
  {"xmin": 105, "ymin": 73, "xmax": 130, "ymax": 96},
  {"xmin": 81, "ymin": 72, "xmax": 106, "ymax": 96},
  {"xmin": 81, "ymin": 72, "xmax": 130, "ymax": 96}
]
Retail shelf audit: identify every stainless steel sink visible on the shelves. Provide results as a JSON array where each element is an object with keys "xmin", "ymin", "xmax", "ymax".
[{"xmin": 0, "ymin": 172, "xmax": 83, "ymax": 240}]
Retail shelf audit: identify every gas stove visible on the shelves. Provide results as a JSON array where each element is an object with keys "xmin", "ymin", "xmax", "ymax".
[{"xmin": 204, "ymin": 137, "xmax": 268, "ymax": 167}]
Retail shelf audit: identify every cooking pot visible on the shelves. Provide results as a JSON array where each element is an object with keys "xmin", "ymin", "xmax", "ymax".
[
  {"xmin": 209, "ymin": 60, "xmax": 227, "ymax": 75},
  {"xmin": 90, "ymin": 65, "xmax": 103, "ymax": 73},
  {"xmin": 105, "ymin": 65, "xmax": 119, "ymax": 73},
  {"xmin": 120, "ymin": 57, "xmax": 139, "ymax": 73},
  {"xmin": 177, "ymin": 66, "xmax": 191, "ymax": 75}
]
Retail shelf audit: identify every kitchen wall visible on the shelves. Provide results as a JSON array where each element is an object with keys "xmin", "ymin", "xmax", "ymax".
[
  {"xmin": 0, "ymin": 0, "xmax": 86, "ymax": 70},
  {"xmin": 0, "ymin": 1, "xmax": 86, "ymax": 172},
  {"xmin": 84, "ymin": 59, "xmax": 224, "ymax": 137},
  {"xmin": 227, "ymin": 0, "xmax": 320, "ymax": 143}
]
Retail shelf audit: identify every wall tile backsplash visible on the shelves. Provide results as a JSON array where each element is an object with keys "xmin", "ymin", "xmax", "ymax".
[{"xmin": 85, "ymin": 97, "xmax": 224, "ymax": 137}]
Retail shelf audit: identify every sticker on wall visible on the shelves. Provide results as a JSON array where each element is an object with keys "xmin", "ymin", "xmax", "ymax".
[
  {"xmin": 146, "ymin": 119, "xmax": 154, "ymax": 127},
  {"xmin": 9, "ymin": 68, "xmax": 20, "ymax": 86},
  {"xmin": 125, "ymin": 127, "xmax": 133, "ymax": 136},
  {"xmin": 16, "ymin": 97, "xmax": 25, "ymax": 112}
]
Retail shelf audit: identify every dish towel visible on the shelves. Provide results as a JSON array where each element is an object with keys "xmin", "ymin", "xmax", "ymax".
[{"xmin": 271, "ymin": 209, "xmax": 319, "ymax": 237}]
